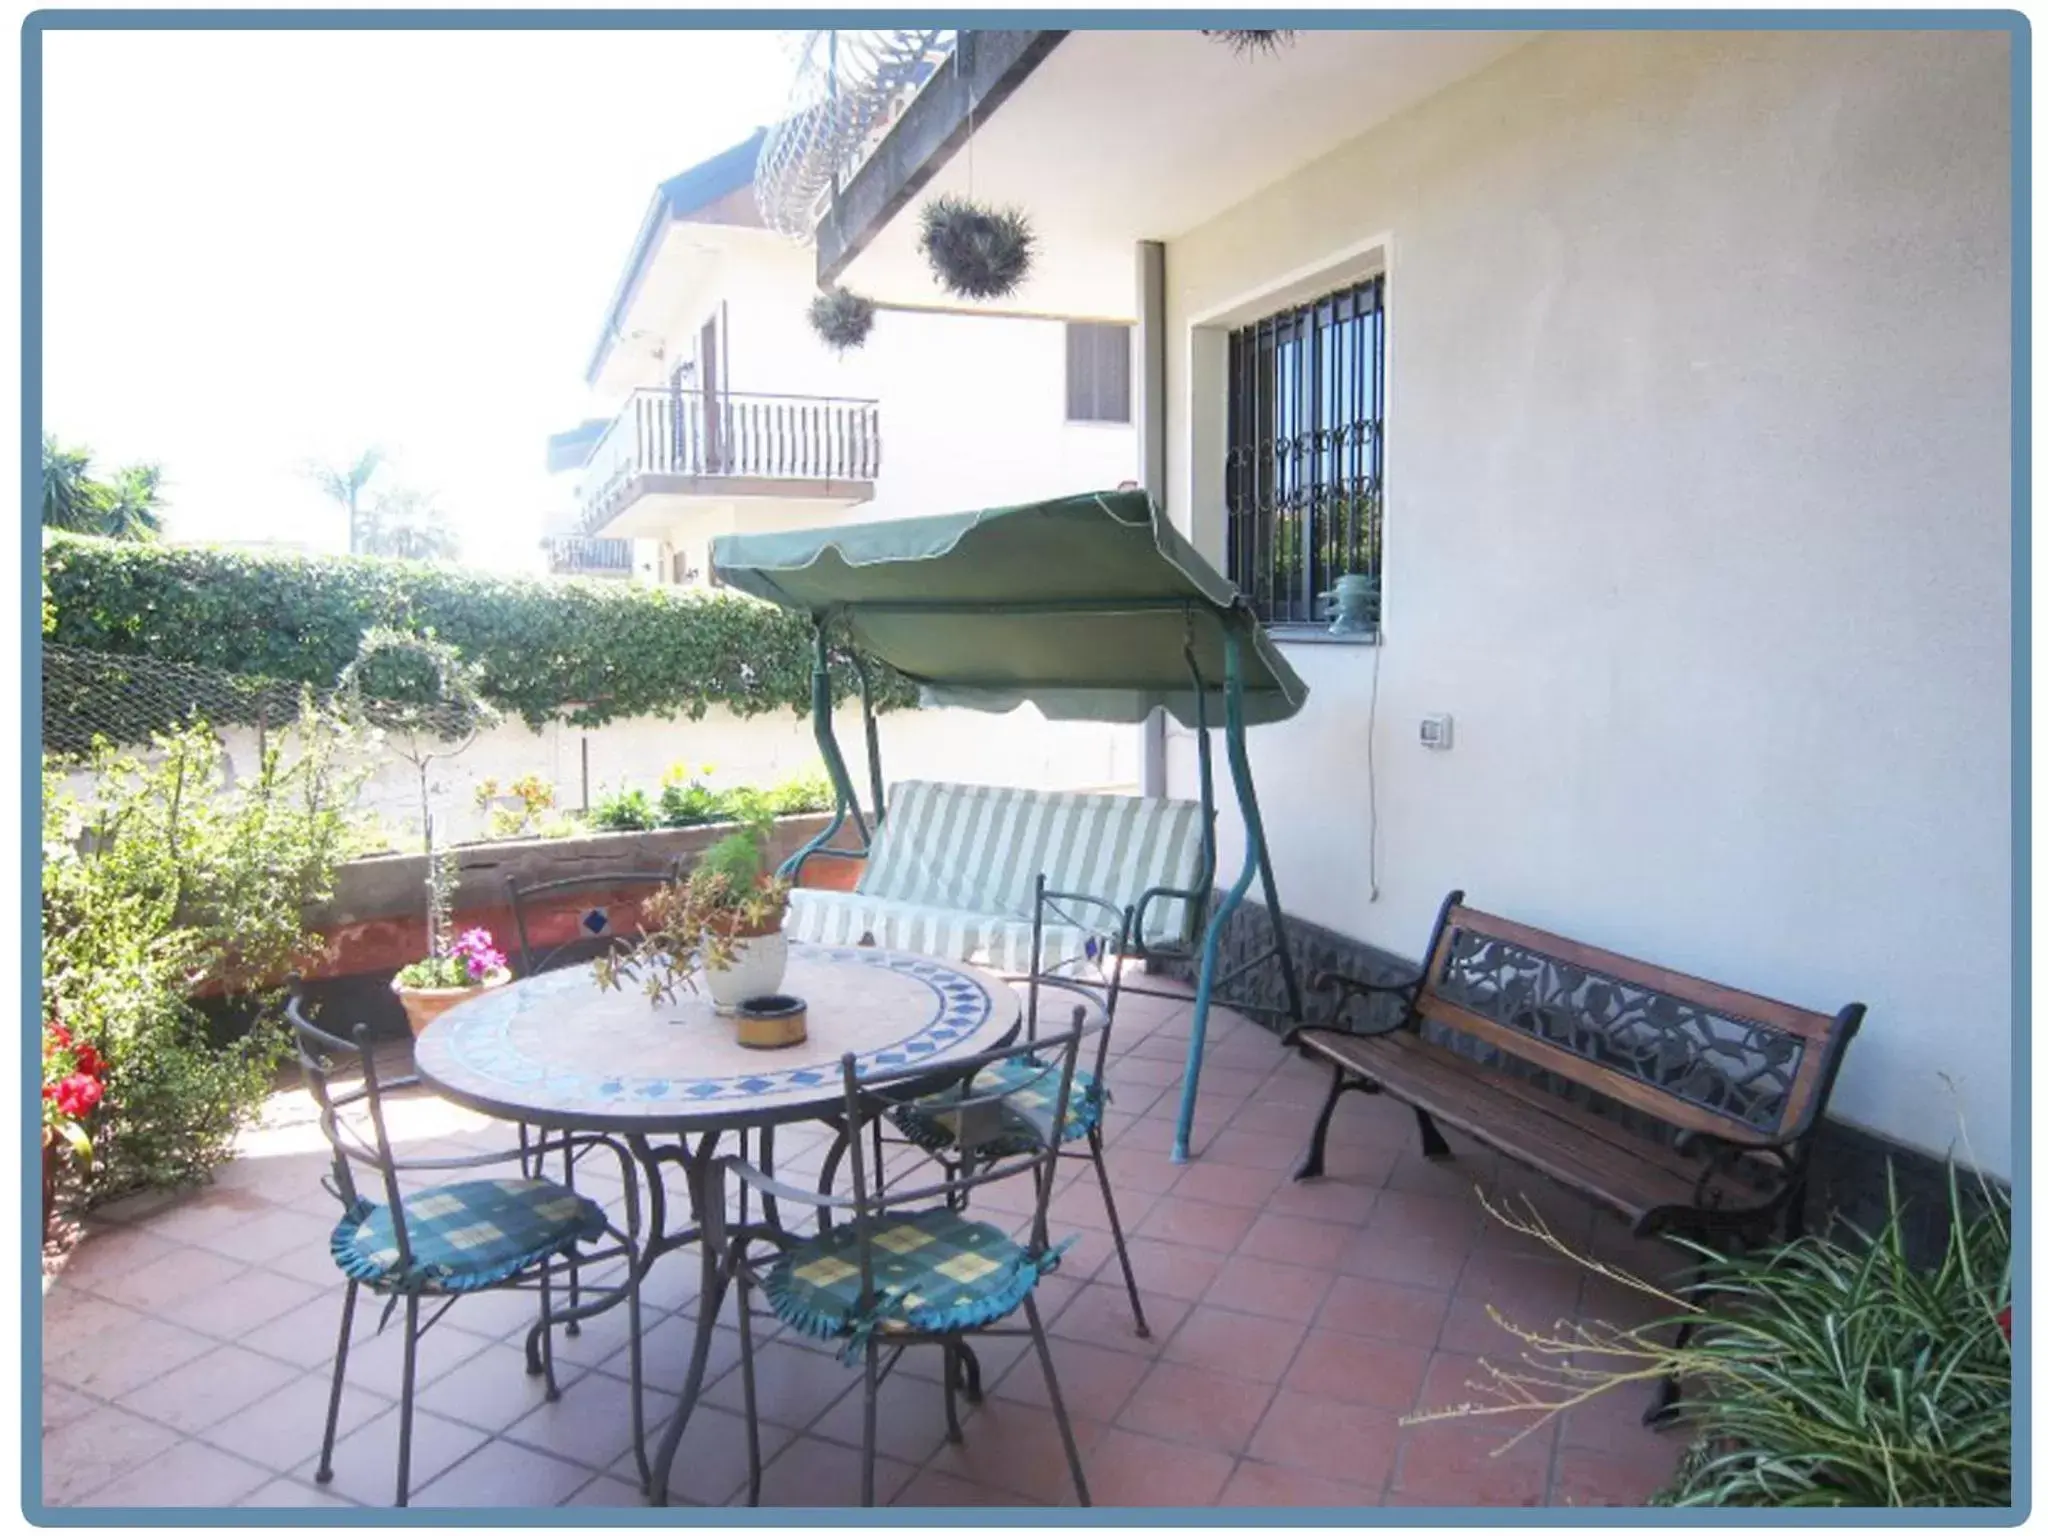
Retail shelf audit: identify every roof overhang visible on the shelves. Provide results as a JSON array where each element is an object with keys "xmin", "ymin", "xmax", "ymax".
[{"xmin": 820, "ymin": 28, "xmax": 1536, "ymax": 308}]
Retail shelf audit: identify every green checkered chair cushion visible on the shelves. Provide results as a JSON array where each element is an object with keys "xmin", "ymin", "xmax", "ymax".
[
  {"xmin": 329, "ymin": 1177, "xmax": 607, "ymax": 1293},
  {"xmin": 892, "ymin": 1059, "xmax": 1107, "ymax": 1159},
  {"xmin": 765, "ymin": 1207, "xmax": 1067, "ymax": 1353}
]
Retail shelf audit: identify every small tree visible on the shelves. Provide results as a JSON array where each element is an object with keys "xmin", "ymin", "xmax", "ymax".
[
  {"xmin": 41, "ymin": 436, "xmax": 166, "ymax": 540},
  {"xmin": 304, "ymin": 446, "xmax": 386, "ymax": 554}
]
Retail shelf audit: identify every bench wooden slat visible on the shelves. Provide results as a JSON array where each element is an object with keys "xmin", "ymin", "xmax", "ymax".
[{"xmin": 1296, "ymin": 1028, "xmax": 1751, "ymax": 1223}]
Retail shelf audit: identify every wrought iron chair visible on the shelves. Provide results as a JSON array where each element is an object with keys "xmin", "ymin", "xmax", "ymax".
[
  {"xmin": 503, "ymin": 863, "xmax": 677, "ymax": 1318},
  {"xmin": 889, "ymin": 873, "xmax": 1150, "ymax": 1336},
  {"xmin": 708, "ymin": 1012, "xmax": 1099, "ymax": 1507},
  {"xmin": 286, "ymin": 988, "xmax": 646, "ymax": 1506}
]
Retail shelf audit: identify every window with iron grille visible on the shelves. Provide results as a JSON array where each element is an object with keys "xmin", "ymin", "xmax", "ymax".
[
  {"xmin": 1065, "ymin": 322, "xmax": 1133, "ymax": 424},
  {"xmin": 1225, "ymin": 275, "xmax": 1385, "ymax": 629}
]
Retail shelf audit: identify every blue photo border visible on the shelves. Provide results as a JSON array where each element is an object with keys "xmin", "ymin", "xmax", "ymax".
[{"xmin": 19, "ymin": 8, "xmax": 2030, "ymax": 1526}]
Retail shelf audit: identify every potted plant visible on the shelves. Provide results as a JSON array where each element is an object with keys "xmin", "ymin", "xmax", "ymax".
[
  {"xmin": 391, "ymin": 848, "xmax": 511, "ymax": 1036},
  {"xmin": 593, "ymin": 814, "xmax": 793, "ymax": 1015},
  {"xmin": 41, "ymin": 1016, "xmax": 104, "ymax": 1243}
]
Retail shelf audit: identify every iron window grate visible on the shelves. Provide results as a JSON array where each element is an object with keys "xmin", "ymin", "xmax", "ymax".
[{"xmin": 1225, "ymin": 275, "xmax": 1385, "ymax": 628}]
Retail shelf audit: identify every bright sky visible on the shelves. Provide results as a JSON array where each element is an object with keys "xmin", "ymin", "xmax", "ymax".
[{"xmin": 40, "ymin": 28, "xmax": 797, "ymax": 572}]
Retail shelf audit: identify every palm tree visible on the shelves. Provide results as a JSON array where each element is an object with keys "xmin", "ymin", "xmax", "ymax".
[
  {"xmin": 103, "ymin": 464, "xmax": 167, "ymax": 541},
  {"xmin": 41, "ymin": 436, "xmax": 164, "ymax": 539},
  {"xmin": 357, "ymin": 487, "xmax": 460, "ymax": 561},
  {"xmin": 304, "ymin": 447, "xmax": 385, "ymax": 553}
]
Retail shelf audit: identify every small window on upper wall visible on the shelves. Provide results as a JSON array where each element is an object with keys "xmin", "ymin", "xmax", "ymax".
[{"xmin": 1065, "ymin": 322, "xmax": 1133, "ymax": 424}]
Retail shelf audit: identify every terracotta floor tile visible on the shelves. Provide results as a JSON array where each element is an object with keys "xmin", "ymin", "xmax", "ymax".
[
  {"xmin": 58, "ymin": 1224, "xmax": 185, "ymax": 1291},
  {"xmin": 1413, "ymin": 1349, "xmax": 1502, "ymax": 1418},
  {"xmin": 1116, "ymin": 1235, "xmax": 1226, "ymax": 1302},
  {"xmin": 923, "ymin": 1396, "xmax": 1105, "ymax": 1505},
  {"xmin": 158, "ymin": 1266, "xmax": 330, "ymax": 1342},
  {"xmin": 1316, "ymin": 1274, "xmax": 1452, "ymax": 1345},
  {"xmin": 237, "ymin": 1476, "xmax": 360, "ymax": 1508},
  {"xmin": 337, "ymin": 1306, "xmax": 499, "ymax": 1398},
  {"xmin": 115, "ymin": 1344, "xmax": 302, "ymax": 1434},
  {"xmin": 1202, "ymin": 1127, "xmax": 1304, "ymax": 1172},
  {"xmin": 185, "ymin": 1204, "xmax": 340, "ymax": 1268},
  {"xmin": 892, "ymin": 1467, "xmax": 1041, "ymax": 1506},
  {"xmin": 1244, "ymin": 1389, "xmax": 1401, "ymax": 1487},
  {"xmin": 558, "ymin": 1473, "xmax": 645, "ymax": 1507},
  {"xmin": 1371, "ymin": 1189, "xmax": 1488, "ymax": 1247},
  {"xmin": 1049, "ymin": 1282, "xmax": 1186, "ymax": 1358},
  {"xmin": 1337, "ymin": 1228, "xmax": 1471, "ymax": 1290},
  {"xmin": 701, "ymin": 1339, "xmax": 857, "ymax": 1429},
  {"xmin": 1170, "ymin": 1159, "xmax": 1289, "ymax": 1210},
  {"xmin": 1201, "ymin": 1253, "xmax": 1334, "ymax": 1324},
  {"xmin": 1117, "ymin": 1361, "xmax": 1274, "ymax": 1454},
  {"xmin": 1161, "ymin": 1308, "xmax": 1306, "ymax": 1385},
  {"xmin": 288, "ymin": 1403, "xmax": 491, "ymax": 1507},
  {"xmin": 1217, "ymin": 1458, "xmax": 1382, "ymax": 1507},
  {"xmin": 1436, "ymin": 1293, "xmax": 1530, "ymax": 1357},
  {"xmin": 1550, "ymin": 1438, "xmax": 1686, "ymax": 1506},
  {"xmin": 1455, "ymin": 1250, "xmax": 1587, "ymax": 1334},
  {"xmin": 85, "ymin": 1439, "xmax": 273, "ymax": 1508},
  {"xmin": 122, "ymin": 1186, "xmax": 282, "ymax": 1251},
  {"xmin": 40, "ymin": 1402, "xmax": 185, "ymax": 1506},
  {"xmin": 412, "ymin": 1437, "xmax": 593, "ymax": 1508},
  {"xmin": 1133, "ymin": 1194, "xmax": 1258, "ymax": 1254},
  {"xmin": 1049, "ymin": 1170, "xmax": 1157, "ymax": 1235},
  {"xmin": 744, "ymin": 1434, "xmax": 916, "ymax": 1507},
  {"xmin": 46, "ymin": 1311, "xmax": 221, "ymax": 1401},
  {"xmin": 42, "ymin": 1381, "xmax": 99, "ymax": 1434},
  {"xmin": 1081, "ymin": 1426, "xmax": 1236, "ymax": 1507},
  {"xmin": 502, "ymin": 1377, "xmax": 676, "ymax": 1472},
  {"xmin": 1389, "ymin": 1419, "xmax": 1554, "ymax": 1507},
  {"xmin": 197, "ymin": 1371, "xmax": 387, "ymax": 1473},
  {"xmin": 83, "ymin": 1245, "xmax": 248, "ymax": 1315},
  {"xmin": 1241, "ymin": 1211, "xmax": 1357, "ymax": 1270},
  {"xmin": 633, "ymin": 1404, "xmax": 793, "ymax": 1507},
  {"xmin": 1280, "ymin": 1329, "xmax": 1431, "ymax": 1411},
  {"xmin": 810, "ymin": 1359, "xmax": 967, "ymax": 1465},
  {"xmin": 994, "ymin": 1333, "xmax": 1149, "ymax": 1423}
]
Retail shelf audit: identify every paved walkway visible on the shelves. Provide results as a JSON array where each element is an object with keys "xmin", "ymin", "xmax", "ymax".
[{"xmin": 41, "ymin": 983, "xmax": 1687, "ymax": 1509}]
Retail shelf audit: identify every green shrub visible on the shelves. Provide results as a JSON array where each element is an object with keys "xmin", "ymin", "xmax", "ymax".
[
  {"xmin": 41, "ymin": 531, "xmax": 917, "ymax": 732},
  {"xmin": 1411, "ymin": 1173, "xmax": 2012, "ymax": 1507},
  {"xmin": 589, "ymin": 785, "xmax": 658, "ymax": 832},
  {"xmin": 41, "ymin": 711, "xmax": 375, "ymax": 1197}
]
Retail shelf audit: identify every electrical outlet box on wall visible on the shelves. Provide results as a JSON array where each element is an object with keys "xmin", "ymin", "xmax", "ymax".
[{"xmin": 1419, "ymin": 714, "xmax": 1453, "ymax": 750}]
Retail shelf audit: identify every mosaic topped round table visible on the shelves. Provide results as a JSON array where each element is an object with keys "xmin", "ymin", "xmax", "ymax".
[
  {"xmin": 412, "ymin": 941, "xmax": 1021, "ymax": 1506},
  {"xmin": 414, "ymin": 942, "xmax": 1021, "ymax": 1132}
]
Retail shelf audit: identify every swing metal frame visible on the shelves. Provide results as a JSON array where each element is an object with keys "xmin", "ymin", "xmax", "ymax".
[{"xmin": 714, "ymin": 492, "xmax": 1309, "ymax": 1162}]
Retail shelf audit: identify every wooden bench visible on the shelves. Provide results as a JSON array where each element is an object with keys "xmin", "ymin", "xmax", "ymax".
[
  {"xmin": 784, "ymin": 780, "xmax": 1207, "ymax": 975},
  {"xmin": 1288, "ymin": 890, "xmax": 1865, "ymax": 1249}
]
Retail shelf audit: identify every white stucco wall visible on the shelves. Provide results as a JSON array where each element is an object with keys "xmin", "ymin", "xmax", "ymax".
[{"xmin": 1160, "ymin": 32, "xmax": 2013, "ymax": 1172}]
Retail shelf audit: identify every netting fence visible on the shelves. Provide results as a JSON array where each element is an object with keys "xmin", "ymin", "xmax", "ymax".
[{"xmin": 42, "ymin": 645, "xmax": 481, "ymax": 759}]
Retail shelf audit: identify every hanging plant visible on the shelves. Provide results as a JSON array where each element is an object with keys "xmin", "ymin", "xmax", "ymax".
[
  {"xmin": 918, "ymin": 194, "xmax": 1035, "ymax": 301},
  {"xmin": 1201, "ymin": 29, "xmax": 1296, "ymax": 55},
  {"xmin": 807, "ymin": 286, "xmax": 876, "ymax": 353}
]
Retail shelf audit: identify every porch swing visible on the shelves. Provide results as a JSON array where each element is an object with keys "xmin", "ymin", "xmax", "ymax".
[{"xmin": 709, "ymin": 487, "xmax": 1309, "ymax": 1163}]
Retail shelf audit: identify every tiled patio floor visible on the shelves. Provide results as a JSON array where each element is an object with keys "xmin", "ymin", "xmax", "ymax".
[{"xmin": 41, "ymin": 982, "xmax": 1690, "ymax": 1510}]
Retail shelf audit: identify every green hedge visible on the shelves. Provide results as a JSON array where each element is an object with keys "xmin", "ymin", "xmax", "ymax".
[{"xmin": 42, "ymin": 533, "xmax": 917, "ymax": 730}]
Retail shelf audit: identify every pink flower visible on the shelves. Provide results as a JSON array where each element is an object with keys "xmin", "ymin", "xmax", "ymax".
[
  {"xmin": 450, "ymin": 927, "xmax": 506, "ymax": 982},
  {"xmin": 53, "ymin": 1073, "xmax": 103, "ymax": 1120}
]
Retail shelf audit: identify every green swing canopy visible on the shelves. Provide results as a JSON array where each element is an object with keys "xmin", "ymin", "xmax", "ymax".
[{"xmin": 709, "ymin": 489, "xmax": 1309, "ymax": 729}]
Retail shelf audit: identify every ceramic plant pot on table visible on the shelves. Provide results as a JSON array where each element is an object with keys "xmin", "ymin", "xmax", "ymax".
[
  {"xmin": 703, "ymin": 929, "xmax": 789, "ymax": 1015},
  {"xmin": 394, "ymin": 969, "xmax": 511, "ymax": 1038}
]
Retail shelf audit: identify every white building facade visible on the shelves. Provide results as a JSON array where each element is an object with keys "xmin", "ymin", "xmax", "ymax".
[
  {"xmin": 547, "ymin": 127, "xmax": 1137, "ymax": 586},
  {"xmin": 792, "ymin": 28, "xmax": 2017, "ymax": 1184}
]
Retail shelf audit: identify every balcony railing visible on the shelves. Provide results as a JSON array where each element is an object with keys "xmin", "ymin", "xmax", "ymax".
[
  {"xmin": 577, "ymin": 388, "xmax": 881, "ymax": 534},
  {"xmin": 542, "ymin": 534, "xmax": 634, "ymax": 578}
]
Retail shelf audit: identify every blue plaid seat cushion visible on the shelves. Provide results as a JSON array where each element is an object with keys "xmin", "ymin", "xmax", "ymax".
[
  {"xmin": 330, "ymin": 1178, "xmax": 607, "ymax": 1293},
  {"xmin": 892, "ymin": 1059, "xmax": 1106, "ymax": 1159},
  {"xmin": 765, "ymin": 1207, "xmax": 1066, "ymax": 1350}
]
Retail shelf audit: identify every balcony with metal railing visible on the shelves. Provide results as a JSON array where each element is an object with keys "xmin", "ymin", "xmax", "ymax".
[
  {"xmin": 541, "ymin": 534, "xmax": 635, "ymax": 578},
  {"xmin": 575, "ymin": 388, "xmax": 880, "ymax": 537}
]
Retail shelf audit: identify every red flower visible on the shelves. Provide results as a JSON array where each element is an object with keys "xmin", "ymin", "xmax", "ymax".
[
  {"xmin": 53, "ymin": 1073, "xmax": 103, "ymax": 1120},
  {"xmin": 44, "ymin": 1020, "xmax": 72, "ymax": 1053},
  {"xmin": 1998, "ymin": 1306, "xmax": 2012, "ymax": 1341},
  {"xmin": 73, "ymin": 1044, "xmax": 105, "ymax": 1079}
]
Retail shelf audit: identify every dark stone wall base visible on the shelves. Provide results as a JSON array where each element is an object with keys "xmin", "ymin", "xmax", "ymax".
[{"xmin": 1161, "ymin": 897, "xmax": 1988, "ymax": 1263}]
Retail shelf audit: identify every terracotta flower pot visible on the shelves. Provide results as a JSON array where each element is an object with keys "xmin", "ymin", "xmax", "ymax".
[{"xmin": 393, "ymin": 968, "xmax": 511, "ymax": 1038}]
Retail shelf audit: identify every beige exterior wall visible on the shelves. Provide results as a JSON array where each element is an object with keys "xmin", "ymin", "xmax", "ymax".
[{"xmin": 1159, "ymin": 32, "xmax": 2012, "ymax": 1171}]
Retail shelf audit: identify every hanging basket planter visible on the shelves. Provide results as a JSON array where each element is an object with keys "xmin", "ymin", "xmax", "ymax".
[
  {"xmin": 918, "ymin": 195, "xmax": 1036, "ymax": 301},
  {"xmin": 1201, "ymin": 29, "xmax": 1296, "ymax": 55},
  {"xmin": 808, "ymin": 287, "xmax": 876, "ymax": 353}
]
